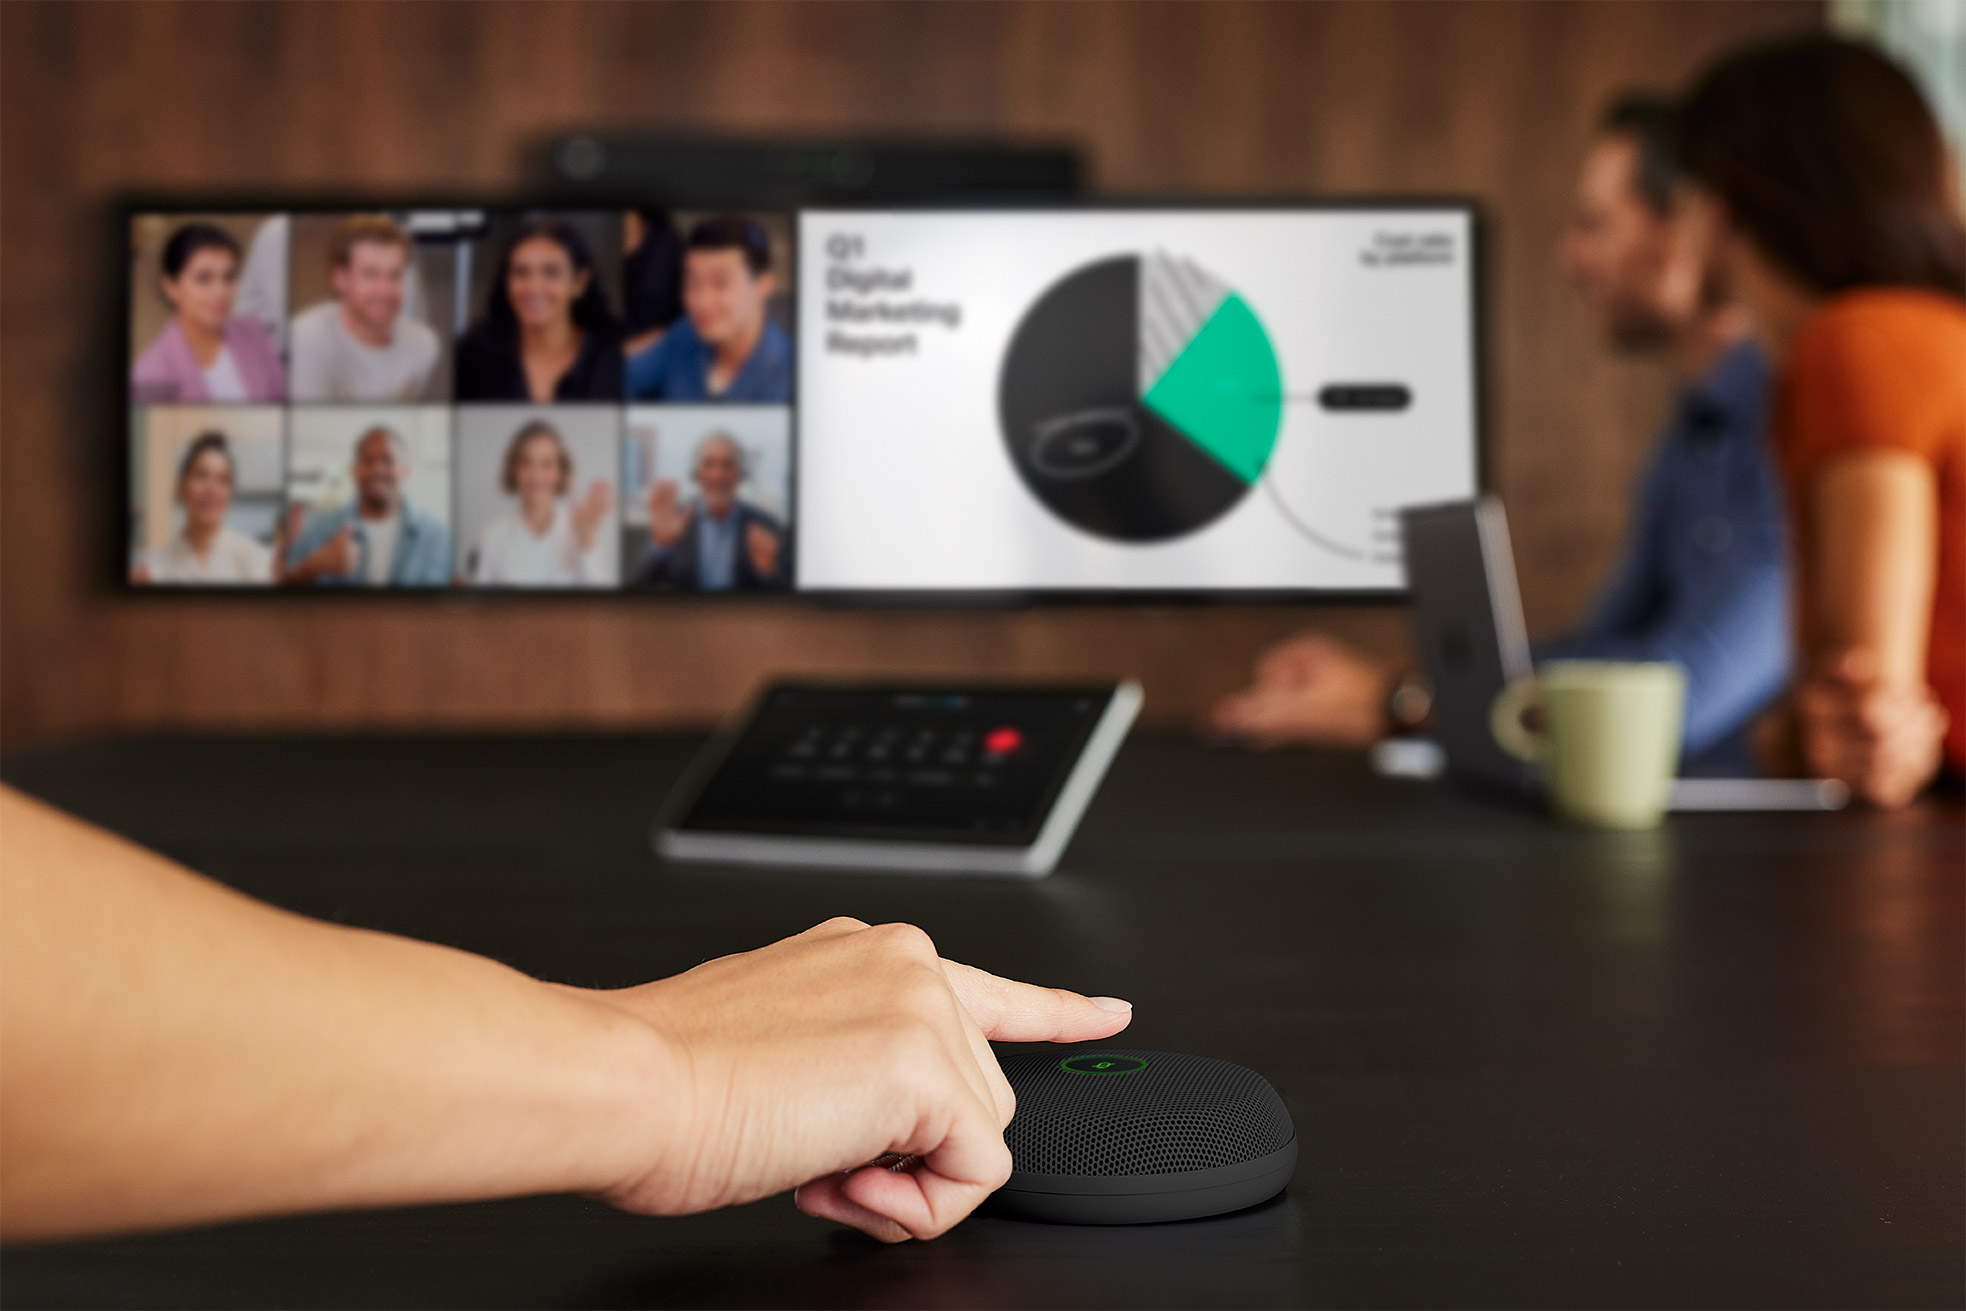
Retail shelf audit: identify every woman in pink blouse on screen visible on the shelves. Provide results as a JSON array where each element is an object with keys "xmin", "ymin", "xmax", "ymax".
[{"xmin": 130, "ymin": 222, "xmax": 285, "ymax": 404}]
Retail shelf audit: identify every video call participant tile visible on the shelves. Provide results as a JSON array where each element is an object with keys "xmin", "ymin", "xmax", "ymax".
[
  {"xmin": 129, "ymin": 405, "xmax": 286, "ymax": 586},
  {"xmin": 623, "ymin": 210, "xmax": 794, "ymax": 405},
  {"xmin": 129, "ymin": 214, "xmax": 288, "ymax": 405},
  {"xmin": 287, "ymin": 213, "xmax": 455, "ymax": 404},
  {"xmin": 454, "ymin": 212, "xmax": 625, "ymax": 404},
  {"xmin": 622, "ymin": 405, "xmax": 792, "ymax": 593},
  {"xmin": 284, "ymin": 406, "xmax": 453, "ymax": 588},
  {"xmin": 454, "ymin": 405, "xmax": 623, "ymax": 589}
]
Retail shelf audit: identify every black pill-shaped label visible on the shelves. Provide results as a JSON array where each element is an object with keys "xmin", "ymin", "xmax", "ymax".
[{"xmin": 1318, "ymin": 383, "xmax": 1411, "ymax": 411}]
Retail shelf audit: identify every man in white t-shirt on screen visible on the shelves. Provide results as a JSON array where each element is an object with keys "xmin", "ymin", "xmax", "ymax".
[{"xmin": 288, "ymin": 215, "xmax": 441, "ymax": 403}]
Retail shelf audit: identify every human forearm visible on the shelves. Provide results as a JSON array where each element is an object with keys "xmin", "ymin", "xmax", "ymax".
[
  {"xmin": 1811, "ymin": 451, "xmax": 1936, "ymax": 684},
  {"xmin": 1, "ymin": 790, "xmax": 1135, "ymax": 1246},
  {"xmin": 0, "ymin": 788, "xmax": 668, "ymax": 1241},
  {"xmin": 1785, "ymin": 453, "xmax": 1947, "ymax": 804}
]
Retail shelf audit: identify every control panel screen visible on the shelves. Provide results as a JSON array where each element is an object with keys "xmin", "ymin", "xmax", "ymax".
[{"xmin": 672, "ymin": 685, "xmax": 1118, "ymax": 845}]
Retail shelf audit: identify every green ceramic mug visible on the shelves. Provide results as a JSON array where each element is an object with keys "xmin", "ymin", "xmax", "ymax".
[{"xmin": 1490, "ymin": 660, "xmax": 1686, "ymax": 829}]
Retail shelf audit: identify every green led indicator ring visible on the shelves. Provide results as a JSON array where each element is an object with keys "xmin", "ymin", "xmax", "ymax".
[{"xmin": 1060, "ymin": 1054, "xmax": 1149, "ymax": 1075}]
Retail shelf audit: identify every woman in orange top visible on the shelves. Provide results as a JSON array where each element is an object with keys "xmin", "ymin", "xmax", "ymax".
[{"xmin": 1676, "ymin": 34, "xmax": 1966, "ymax": 807}]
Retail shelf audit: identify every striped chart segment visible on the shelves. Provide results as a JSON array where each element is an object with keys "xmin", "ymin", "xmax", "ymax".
[
  {"xmin": 1137, "ymin": 252, "xmax": 1283, "ymax": 484},
  {"xmin": 1138, "ymin": 252, "xmax": 1229, "ymax": 393}
]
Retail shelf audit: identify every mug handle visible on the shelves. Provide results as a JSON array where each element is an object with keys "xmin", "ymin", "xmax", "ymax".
[{"xmin": 1489, "ymin": 676, "xmax": 1546, "ymax": 762}]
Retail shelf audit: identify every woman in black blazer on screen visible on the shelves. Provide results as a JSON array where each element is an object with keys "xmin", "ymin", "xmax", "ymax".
[{"xmin": 454, "ymin": 217, "xmax": 624, "ymax": 402}]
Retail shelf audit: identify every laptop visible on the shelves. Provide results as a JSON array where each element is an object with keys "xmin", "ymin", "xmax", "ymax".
[{"xmin": 1398, "ymin": 498, "xmax": 1847, "ymax": 812}]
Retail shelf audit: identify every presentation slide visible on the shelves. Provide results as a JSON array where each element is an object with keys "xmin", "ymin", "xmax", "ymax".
[{"xmin": 796, "ymin": 208, "xmax": 1479, "ymax": 592}]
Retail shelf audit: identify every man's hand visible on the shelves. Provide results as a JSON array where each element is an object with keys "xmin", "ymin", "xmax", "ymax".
[
  {"xmin": 647, "ymin": 480, "xmax": 689, "ymax": 549},
  {"xmin": 1795, "ymin": 648, "xmax": 1948, "ymax": 807},
  {"xmin": 588, "ymin": 918, "xmax": 1132, "ymax": 1243},
  {"xmin": 571, "ymin": 479, "xmax": 615, "ymax": 552},
  {"xmin": 1208, "ymin": 633, "xmax": 1398, "ymax": 748},
  {"xmin": 745, "ymin": 521, "xmax": 781, "ymax": 579},
  {"xmin": 280, "ymin": 506, "xmax": 357, "ymax": 585}
]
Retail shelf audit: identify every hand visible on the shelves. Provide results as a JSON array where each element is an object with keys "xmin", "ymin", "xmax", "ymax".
[
  {"xmin": 745, "ymin": 521, "xmax": 781, "ymax": 579},
  {"xmin": 1795, "ymin": 648, "xmax": 1948, "ymax": 808},
  {"xmin": 129, "ymin": 560, "xmax": 152, "ymax": 585},
  {"xmin": 1207, "ymin": 633, "xmax": 1398, "ymax": 748},
  {"xmin": 646, "ymin": 480, "xmax": 688, "ymax": 549},
  {"xmin": 272, "ymin": 503, "xmax": 304, "ymax": 584},
  {"xmin": 286, "ymin": 516, "xmax": 357, "ymax": 585},
  {"xmin": 571, "ymin": 480, "xmax": 614, "ymax": 553},
  {"xmin": 587, "ymin": 917, "xmax": 1132, "ymax": 1242}
]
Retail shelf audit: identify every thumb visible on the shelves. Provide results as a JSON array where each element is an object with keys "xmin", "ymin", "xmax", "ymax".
[{"xmin": 941, "ymin": 960, "xmax": 1133, "ymax": 1043}]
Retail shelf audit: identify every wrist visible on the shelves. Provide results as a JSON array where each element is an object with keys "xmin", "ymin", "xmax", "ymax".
[
  {"xmin": 554, "ymin": 986, "xmax": 692, "ymax": 1201},
  {"xmin": 1381, "ymin": 667, "xmax": 1433, "ymax": 735}
]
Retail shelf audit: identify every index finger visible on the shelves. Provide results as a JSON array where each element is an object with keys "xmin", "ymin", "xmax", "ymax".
[{"xmin": 940, "ymin": 959, "xmax": 1133, "ymax": 1044}]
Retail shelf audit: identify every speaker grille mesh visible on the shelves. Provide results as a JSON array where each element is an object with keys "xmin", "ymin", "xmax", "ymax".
[{"xmin": 1001, "ymin": 1049, "xmax": 1293, "ymax": 1178}]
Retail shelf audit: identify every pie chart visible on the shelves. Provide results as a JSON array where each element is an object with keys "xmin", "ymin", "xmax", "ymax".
[{"xmin": 999, "ymin": 253, "xmax": 1284, "ymax": 542}]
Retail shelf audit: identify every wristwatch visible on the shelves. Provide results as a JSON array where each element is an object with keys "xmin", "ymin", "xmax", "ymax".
[{"xmin": 1383, "ymin": 668, "xmax": 1434, "ymax": 735}]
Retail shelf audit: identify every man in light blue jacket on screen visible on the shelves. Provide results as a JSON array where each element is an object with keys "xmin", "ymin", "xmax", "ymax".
[{"xmin": 284, "ymin": 425, "xmax": 451, "ymax": 588}]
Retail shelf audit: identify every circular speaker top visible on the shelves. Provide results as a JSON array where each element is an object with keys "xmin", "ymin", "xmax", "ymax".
[{"xmin": 1001, "ymin": 1048, "xmax": 1294, "ymax": 1178}]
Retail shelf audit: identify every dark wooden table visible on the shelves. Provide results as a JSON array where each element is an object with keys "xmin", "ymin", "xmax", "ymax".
[{"xmin": 2, "ymin": 732, "xmax": 1961, "ymax": 1309}]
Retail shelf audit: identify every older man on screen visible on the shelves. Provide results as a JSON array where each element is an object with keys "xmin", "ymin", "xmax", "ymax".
[{"xmin": 632, "ymin": 433, "xmax": 786, "ymax": 592}]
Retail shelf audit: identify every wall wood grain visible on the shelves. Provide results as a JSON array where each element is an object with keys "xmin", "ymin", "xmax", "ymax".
[{"xmin": 0, "ymin": 0, "xmax": 1818, "ymax": 748}]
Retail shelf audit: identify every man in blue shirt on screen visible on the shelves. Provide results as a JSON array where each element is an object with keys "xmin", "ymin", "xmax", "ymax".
[
  {"xmin": 1210, "ymin": 94, "xmax": 1790, "ymax": 774},
  {"xmin": 625, "ymin": 216, "xmax": 792, "ymax": 404}
]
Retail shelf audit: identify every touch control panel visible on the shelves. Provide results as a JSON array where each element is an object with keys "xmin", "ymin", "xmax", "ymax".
[{"xmin": 674, "ymin": 686, "xmax": 1117, "ymax": 845}]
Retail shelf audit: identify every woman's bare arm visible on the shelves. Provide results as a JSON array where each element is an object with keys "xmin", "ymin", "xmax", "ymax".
[
  {"xmin": 0, "ymin": 786, "xmax": 669, "ymax": 1239},
  {"xmin": 1794, "ymin": 450, "xmax": 1949, "ymax": 804},
  {"xmin": 1811, "ymin": 450, "xmax": 1937, "ymax": 681},
  {"xmin": 0, "ymin": 787, "xmax": 1130, "ymax": 1244}
]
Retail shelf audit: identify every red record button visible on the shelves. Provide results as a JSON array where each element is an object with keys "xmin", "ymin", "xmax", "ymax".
[{"xmin": 983, "ymin": 727, "xmax": 1023, "ymax": 755}]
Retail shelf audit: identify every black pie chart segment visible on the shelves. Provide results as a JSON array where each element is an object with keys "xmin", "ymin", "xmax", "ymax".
[{"xmin": 998, "ymin": 256, "xmax": 1257, "ymax": 543}]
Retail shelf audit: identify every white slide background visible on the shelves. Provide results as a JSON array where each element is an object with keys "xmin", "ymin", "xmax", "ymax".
[{"xmin": 796, "ymin": 210, "xmax": 1478, "ymax": 592}]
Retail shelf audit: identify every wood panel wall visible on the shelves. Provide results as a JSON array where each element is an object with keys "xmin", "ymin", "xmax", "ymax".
[{"xmin": 0, "ymin": 0, "xmax": 1819, "ymax": 749}]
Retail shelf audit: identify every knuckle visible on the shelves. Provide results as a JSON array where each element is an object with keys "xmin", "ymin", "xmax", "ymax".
[
  {"xmin": 985, "ymin": 1141, "xmax": 1014, "ymax": 1190},
  {"xmin": 996, "ymin": 1082, "xmax": 1018, "ymax": 1129},
  {"xmin": 818, "ymin": 915, "xmax": 870, "ymax": 933},
  {"xmin": 870, "ymin": 921, "xmax": 938, "ymax": 960},
  {"xmin": 895, "ymin": 961, "xmax": 955, "ymax": 1017}
]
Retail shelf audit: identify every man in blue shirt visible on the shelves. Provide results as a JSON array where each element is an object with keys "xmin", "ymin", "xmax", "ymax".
[
  {"xmin": 625, "ymin": 216, "xmax": 792, "ymax": 403},
  {"xmin": 282, "ymin": 425, "xmax": 451, "ymax": 588},
  {"xmin": 1210, "ymin": 94, "xmax": 1790, "ymax": 772}
]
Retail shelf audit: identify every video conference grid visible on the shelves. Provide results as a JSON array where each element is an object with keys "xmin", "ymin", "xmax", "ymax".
[{"xmin": 126, "ymin": 208, "xmax": 795, "ymax": 593}]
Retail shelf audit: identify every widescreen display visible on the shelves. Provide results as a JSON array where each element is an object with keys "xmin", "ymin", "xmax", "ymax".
[{"xmin": 123, "ymin": 204, "xmax": 1477, "ymax": 596}]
